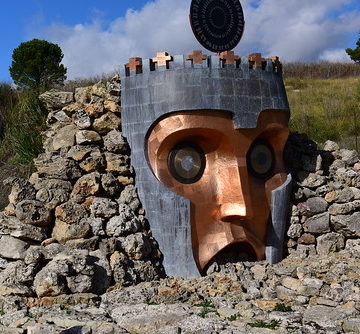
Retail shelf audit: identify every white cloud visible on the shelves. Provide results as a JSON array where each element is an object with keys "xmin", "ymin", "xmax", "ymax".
[
  {"xmin": 37, "ymin": 0, "xmax": 360, "ymax": 79},
  {"xmin": 319, "ymin": 48, "xmax": 352, "ymax": 62}
]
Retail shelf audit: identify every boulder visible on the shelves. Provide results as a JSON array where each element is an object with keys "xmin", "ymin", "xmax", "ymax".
[
  {"xmin": 93, "ymin": 112, "xmax": 121, "ymax": 134},
  {"xmin": 0, "ymin": 236, "xmax": 29, "ymax": 260},
  {"xmin": 330, "ymin": 212, "xmax": 360, "ymax": 237},
  {"xmin": 303, "ymin": 212, "xmax": 330, "ymax": 234},
  {"xmin": 316, "ymin": 233, "xmax": 345, "ymax": 255},
  {"xmin": 39, "ymin": 90, "xmax": 74, "ymax": 109},
  {"xmin": 15, "ymin": 200, "xmax": 52, "ymax": 226},
  {"xmin": 75, "ymin": 130, "xmax": 102, "ymax": 145},
  {"xmin": 52, "ymin": 219, "xmax": 91, "ymax": 244}
]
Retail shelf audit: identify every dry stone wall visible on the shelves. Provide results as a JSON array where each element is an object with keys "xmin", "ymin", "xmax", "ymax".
[
  {"xmin": 0, "ymin": 77, "xmax": 164, "ymax": 298},
  {"xmin": 285, "ymin": 133, "xmax": 360, "ymax": 258},
  {"xmin": 0, "ymin": 80, "xmax": 359, "ymax": 333}
]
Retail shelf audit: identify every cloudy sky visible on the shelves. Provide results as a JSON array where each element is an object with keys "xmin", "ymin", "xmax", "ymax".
[{"xmin": 1, "ymin": 0, "xmax": 359, "ymax": 81}]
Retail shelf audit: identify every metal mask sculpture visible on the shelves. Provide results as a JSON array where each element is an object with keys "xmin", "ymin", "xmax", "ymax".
[{"xmin": 120, "ymin": 0, "xmax": 292, "ymax": 278}]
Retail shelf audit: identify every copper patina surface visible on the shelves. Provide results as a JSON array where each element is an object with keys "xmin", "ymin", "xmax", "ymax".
[{"xmin": 147, "ymin": 110, "xmax": 289, "ymax": 273}]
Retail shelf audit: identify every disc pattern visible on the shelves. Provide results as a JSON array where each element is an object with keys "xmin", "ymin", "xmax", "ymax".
[{"xmin": 190, "ymin": 0, "xmax": 245, "ymax": 53}]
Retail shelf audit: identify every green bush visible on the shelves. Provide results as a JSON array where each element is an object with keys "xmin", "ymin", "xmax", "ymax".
[{"xmin": 2, "ymin": 90, "xmax": 47, "ymax": 164}]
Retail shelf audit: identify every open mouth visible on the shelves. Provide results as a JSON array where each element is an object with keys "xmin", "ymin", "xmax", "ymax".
[{"xmin": 203, "ymin": 242, "xmax": 257, "ymax": 274}]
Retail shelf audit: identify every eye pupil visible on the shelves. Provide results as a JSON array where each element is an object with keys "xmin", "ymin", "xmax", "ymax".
[
  {"xmin": 256, "ymin": 152, "xmax": 267, "ymax": 166},
  {"xmin": 247, "ymin": 140, "xmax": 275, "ymax": 179},
  {"xmin": 181, "ymin": 155, "xmax": 195, "ymax": 172},
  {"xmin": 168, "ymin": 143, "xmax": 205, "ymax": 184}
]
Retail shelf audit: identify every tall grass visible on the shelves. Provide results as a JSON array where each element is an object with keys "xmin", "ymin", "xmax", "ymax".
[
  {"xmin": 3, "ymin": 90, "xmax": 47, "ymax": 164},
  {"xmin": 283, "ymin": 62, "xmax": 360, "ymax": 79},
  {"xmin": 286, "ymin": 77, "xmax": 359, "ymax": 151}
]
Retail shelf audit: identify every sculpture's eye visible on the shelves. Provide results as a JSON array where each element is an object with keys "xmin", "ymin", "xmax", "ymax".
[
  {"xmin": 168, "ymin": 142, "xmax": 206, "ymax": 184},
  {"xmin": 247, "ymin": 139, "xmax": 275, "ymax": 179}
]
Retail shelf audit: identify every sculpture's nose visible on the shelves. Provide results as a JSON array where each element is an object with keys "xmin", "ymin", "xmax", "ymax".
[
  {"xmin": 215, "ymin": 165, "xmax": 251, "ymax": 222},
  {"xmin": 219, "ymin": 203, "xmax": 247, "ymax": 222}
]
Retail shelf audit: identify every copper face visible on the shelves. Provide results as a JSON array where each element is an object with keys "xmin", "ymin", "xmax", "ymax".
[{"xmin": 147, "ymin": 110, "xmax": 289, "ymax": 274}]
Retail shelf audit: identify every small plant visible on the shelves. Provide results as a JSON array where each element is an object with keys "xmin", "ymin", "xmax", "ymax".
[
  {"xmin": 194, "ymin": 299, "xmax": 218, "ymax": 318},
  {"xmin": 273, "ymin": 303, "xmax": 293, "ymax": 312},
  {"xmin": 227, "ymin": 314, "xmax": 238, "ymax": 321},
  {"xmin": 0, "ymin": 308, "xmax": 5, "ymax": 316},
  {"xmin": 25, "ymin": 311, "xmax": 35, "ymax": 318},
  {"xmin": 194, "ymin": 300, "xmax": 215, "ymax": 308},
  {"xmin": 249, "ymin": 319, "xmax": 281, "ymax": 330},
  {"xmin": 144, "ymin": 301, "xmax": 160, "ymax": 305}
]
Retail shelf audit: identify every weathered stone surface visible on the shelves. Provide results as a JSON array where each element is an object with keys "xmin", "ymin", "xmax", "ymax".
[
  {"xmin": 84, "ymin": 101, "xmax": 104, "ymax": 117},
  {"xmin": 326, "ymin": 187, "xmax": 355, "ymax": 204},
  {"xmin": 335, "ymin": 149, "xmax": 359, "ymax": 166},
  {"xmin": 91, "ymin": 82, "xmax": 107, "ymax": 98},
  {"xmin": 110, "ymin": 303, "xmax": 189, "ymax": 334},
  {"xmin": 67, "ymin": 145, "xmax": 93, "ymax": 161},
  {"xmin": 303, "ymin": 305, "xmax": 356, "ymax": 329},
  {"xmin": 105, "ymin": 153, "xmax": 130, "ymax": 173},
  {"xmin": 303, "ymin": 212, "xmax": 330, "ymax": 234},
  {"xmin": 75, "ymin": 130, "xmax": 102, "ymax": 145},
  {"xmin": 118, "ymin": 185, "xmax": 140, "ymax": 212},
  {"xmin": 121, "ymin": 233, "xmax": 152, "ymax": 260},
  {"xmin": 298, "ymin": 197, "xmax": 328, "ymax": 216},
  {"xmin": 104, "ymin": 100, "xmax": 120, "ymax": 113},
  {"xmin": 103, "ymin": 130, "xmax": 127, "ymax": 153},
  {"xmin": 297, "ymin": 172, "xmax": 326, "ymax": 188},
  {"xmin": 323, "ymin": 140, "xmax": 339, "ymax": 151},
  {"xmin": 34, "ymin": 154, "xmax": 82, "ymax": 180},
  {"xmin": 101, "ymin": 173, "xmax": 121, "ymax": 196},
  {"xmin": 0, "ymin": 260, "xmax": 36, "ymax": 296},
  {"xmin": 35, "ymin": 179, "xmax": 72, "ymax": 209},
  {"xmin": 90, "ymin": 198, "xmax": 118, "ymax": 218},
  {"xmin": 106, "ymin": 205, "xmax": 141, "ymax": 237},
  {"xmin": 71, "ymin": 172, "xmax": 100, "ymax": 202},
  {"xmin": 330, "ymin": 212, "xmax": 360, "ymax": 237},
  {"xmin": 316, "ymin": 232, "xmax": 345, "ymax": 255},
  {"xmin": 74, "ymin": 86, "xmax": 91, "ymax": 104},
  {"xmin": 52, "ymin": 219, "xmax": 91, "ymax": 244},
  {"xmin": 50, "ymin": 124, "xmax": 77, "ymax": 151},
  {"xmin": 297, "ymin": 233, "xmax": 315, "ymax": 244},
  {"xmin": 39, "ymin": 90, "xmax": 74, "ymax": 109},
  {"xmin": 0, "ymin": 214, "xmax": 47, "ymax": 242},
  {"xmin": 79, "ymin": 150, "xmax": 104, "ymax": 172},
  {"xmin": 0, "ymin": 236, "xmax": 29, "ymax": 259},
  {"xmin": 65, "ymin": 236, "xmax": 99, "ymax": 251},
  {"xmin": 55, "ymin": 201, "xmax": 88, "ymax": 224},
  {"xmin": 93, "ymin": 112, "xmax": 121, "ymax": 134},
  {"xmin": 73, "ymin": 109, "xmax": 91, "ymax": 129},
  {"xmin": 15, "ymin": 200, "xmax": 51, "ymax": 226},
  {"xmin": 3, "ymin": 177, "xmax": 36, "ymax": 205},
  {"xmin": 329, "ymin": 200, "xmax": 360, "ymax": 215}
]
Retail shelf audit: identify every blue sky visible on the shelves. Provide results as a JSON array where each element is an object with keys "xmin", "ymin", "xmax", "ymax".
[{"xmin": 1, "ymin": 0, "xmax": 359, "ymax": 82}]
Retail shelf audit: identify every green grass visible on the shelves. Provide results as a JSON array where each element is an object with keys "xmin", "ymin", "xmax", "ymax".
[
  {"xmin": 273, "ymin": 303, "xmax": 293, "ymax": 312},
  {"xmin": 286, "ymin": 77, "xmax": 360, "ymax": 151},
  {"xmin": 249, "ymin": 319, "xmax": 281, "ymax": 329}
]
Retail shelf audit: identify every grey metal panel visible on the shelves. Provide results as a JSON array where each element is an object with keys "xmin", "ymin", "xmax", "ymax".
[{"xmin": 266, "ymin": 174, "xmax": 293, "ymax": 264}]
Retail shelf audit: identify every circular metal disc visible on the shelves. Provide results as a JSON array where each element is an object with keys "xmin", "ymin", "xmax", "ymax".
[{"xmin": 190, "ymin": 0, "xmax": 245, "ymax": 53}]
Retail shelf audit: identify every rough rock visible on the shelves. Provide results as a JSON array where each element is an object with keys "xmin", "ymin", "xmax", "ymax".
[
  {"xmin": 75, "ymin": 130, "xmax": 102, "ymax": 145},
  {"xmin": 316, "ymin": 232, "xmax": 345, "ymax": 255},
  {"xmin": 92, "ymin": 112, "xmax": 121, "ymax": 134},
  {"xmin": 103, "ymin": 130, "xmax": 127, "ymax": 153},
  {"xmin": 50, "ymin": 124, "xmax": 77, "ymax": 151},
  {"xmin": 90, "ymin": 197, "xmax": 118, "ymax": 218},
  {"xmin": 39, "ymin": 90, "xmax": 74, "ymax": 109},
  {"xmin": 330, "ymin": 212, "xmax": 360, "ymax": 237},
  {"xmin": 15, "ymin": 200, "xmax": 51, "ymax": 226},
  {"xmin": 0, "ymin": 236, "xmax": 29, "ymax": 259},
  {"xmin": 52, "ymin": 219, "xmax": 91, "ymax": 244},
  {"xmin": 303, "ymin": 212, "xmax": 330, "ymax": 234}
]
